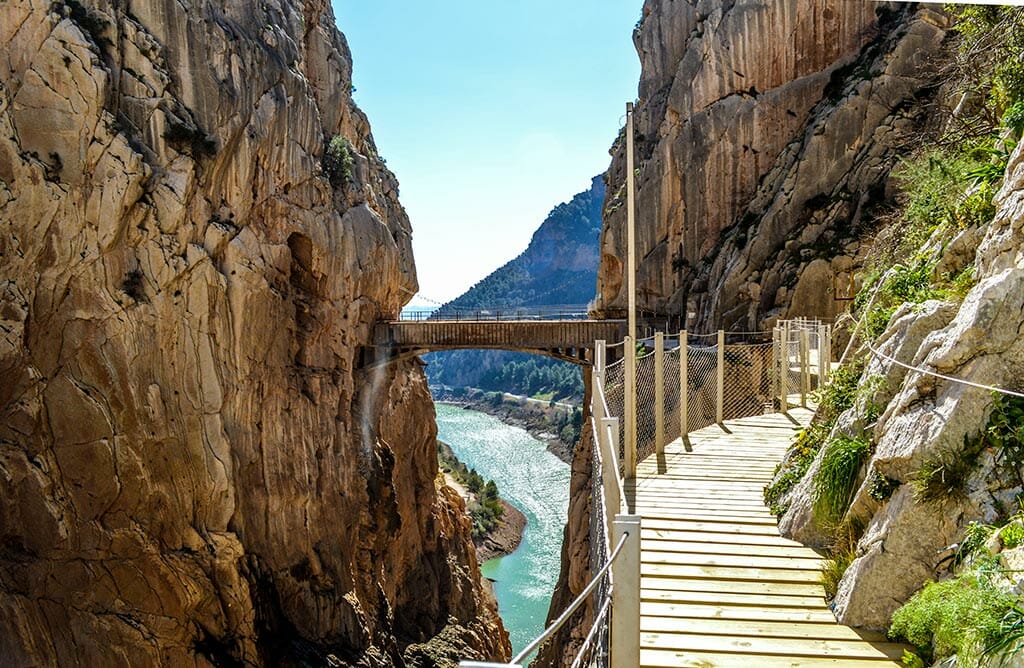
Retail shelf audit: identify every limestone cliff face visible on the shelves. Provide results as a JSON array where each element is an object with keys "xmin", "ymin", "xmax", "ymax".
[
  {"xmin": 775, "ymin": 140, "xmax": 1024, "ymax": 630},
  {"xmin": 595, "ymin": 1, "xmax": 948, "ymax": 330},
  {"xmin": 0, "ymin": 1, "xmax": 507, "ymax": 665}
]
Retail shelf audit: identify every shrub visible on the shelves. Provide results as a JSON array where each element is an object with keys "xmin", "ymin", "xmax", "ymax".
[
  {"xmin": 820, "ymin": 546, "xmax": 855, "ymax": 601},
  {"xmin": 911, "ymin": 447, "xmax": 977, "ymax": 504},
  {"xmin": 889, "ymin": 572, "xmax": 1018, "ymax": 665},
  {"xmin": 813, "ymin": 436, "xmax": 871, "ymax": 526},
  {"xmin": 958, "ymin": 521, "xmax": 997, "ymax": 565},
  {"xmin": 323, "ymin": 135, "xmax": 354, "ymax": 184},
  {"xmin": 764, "ymin": 422, "xmax": 829, "ymax": 517},
  {"xmin": 984, "ymin": 395, "xmax": 1024, "ymax": 488},
  {"xmin": 1001, "ymin": 523, "xmax": 1024, "ymax": 550},
  {"xmin": 813, "ymin": 361, "xmax": 864, "ymax": 420}
]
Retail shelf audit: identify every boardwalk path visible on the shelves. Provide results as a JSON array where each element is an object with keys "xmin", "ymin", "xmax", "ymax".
[{"xmin": 628, "ymin": 407, "xmax": 906, "ymax": 667}]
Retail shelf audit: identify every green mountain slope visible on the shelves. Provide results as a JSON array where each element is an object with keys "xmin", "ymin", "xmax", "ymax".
[{"xmin": 426, "ymin": 176, "xmax": 604, "ymax": 399}]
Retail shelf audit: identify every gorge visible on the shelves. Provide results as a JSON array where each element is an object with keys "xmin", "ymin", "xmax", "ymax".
[{"xmin": 6, "ymin": 1, "xmax": 1024, "ymax": 667}]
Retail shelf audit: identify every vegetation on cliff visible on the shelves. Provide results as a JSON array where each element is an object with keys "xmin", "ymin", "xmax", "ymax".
[{"xmin": 759, "ymin": 8, "xmax": 1024, "ymax": 666}]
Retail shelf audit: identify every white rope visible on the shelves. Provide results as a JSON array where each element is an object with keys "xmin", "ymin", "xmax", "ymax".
[{"xmin": 862, "ymin": 336, "xmax": 1024, "ymax": 399}]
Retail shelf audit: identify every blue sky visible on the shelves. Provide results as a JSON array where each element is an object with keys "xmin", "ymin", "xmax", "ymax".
[{"xmin": 331, "ymin": 2, "xmax": 642, "ymax": 304}]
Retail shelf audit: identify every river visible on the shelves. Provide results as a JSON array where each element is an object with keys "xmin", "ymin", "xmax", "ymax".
[{"xmin": 434, "ymin": 403, "xmax": 571, "ymax": 658}]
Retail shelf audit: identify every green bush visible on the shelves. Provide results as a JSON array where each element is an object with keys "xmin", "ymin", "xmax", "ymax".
[
  {"xmin": 985, "ymin": 395, "xmax": 1024, "ymax": 488},
  {"xmin": 1001, "ymin": 523, "xmax": 1024, "ymax": 550},
  {"xmin": 764, "ymin": 422, "xmax": 830, "ymax": 517},
  {"xmin": 912, "ymin": 448, "xmax": 977, "ymax": 504},
  {"xmin": 889, "ymin": 572, "xmax": 1019, "ymax": 665},
  {"xmin": 323, "ymin": 135, "xmax": 354, "ymax": 184},
  {"xmin": 814, "ymin": 361, "xmax": 864, "ymax": 420},
  {"xmin": 813, "ymin": 436, "xmax": 871, "ymax": 526}
]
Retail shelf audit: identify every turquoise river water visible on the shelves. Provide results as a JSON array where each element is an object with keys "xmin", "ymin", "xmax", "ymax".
[{"xmin": 434, "ymin": 403, "xmax": 571, "ymax": 657}]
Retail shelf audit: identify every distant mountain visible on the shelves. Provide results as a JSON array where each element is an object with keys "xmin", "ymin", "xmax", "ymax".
[
  {"xmin": 426, "ymin": 176, "xmax": 605, "ymax": 400},
  {"xmin": 437, "ymin": 175, "xmax": 604, "ymax": 313}
]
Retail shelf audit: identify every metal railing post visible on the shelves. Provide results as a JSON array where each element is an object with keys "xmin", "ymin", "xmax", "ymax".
[
  {"xmin": 595, "ymin": 340, "xmax": 606, "ymax": 384},
  {"xmin": 716, "ymin": 330, "xmax": 725, "ymax": 426},
  {"xmin": 624, "ymin": 335, "xmax": 637, "ymax": 480},
  {"xmin": 611, "ymin": 515, "xmax": 641, "ymax": 668},
  {"xmin": 679, "ymin": 330, "xmax": 690, "ymax": 451},
  {"xmin": 655, "ymin": 332, "xmax": 665, "ymax": 456},
  {"xmin": 800, "ymin": 327, "xmax": 810, "ymax": 408}
]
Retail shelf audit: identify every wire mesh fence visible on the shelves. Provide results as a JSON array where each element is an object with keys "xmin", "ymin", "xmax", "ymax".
[
  {"xmin": 635, "ymin": 350, "xmax": 658, "ymax": 462},
  {"xmin": 584, "ymin": 423, "xmax": 611, "ymax": 668},
  {"xmin": 686, "ymin": 344, "xmax": 718, "ymax": 434},
  {"xmin": 774, "ymin": 319, "xmax": 832, "ymax": 408},
  {"xmin": 597, "ymin": 323, "xmax": 832, "ymax": 469},
  {"xmin": 564, "ymin": 322, "xmax": 831, "ymax": 668}
]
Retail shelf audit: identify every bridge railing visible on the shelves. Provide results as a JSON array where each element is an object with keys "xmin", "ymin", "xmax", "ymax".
[{"xmin": 400, "ymin": 305, "xmax": 591, "ymax": 322}]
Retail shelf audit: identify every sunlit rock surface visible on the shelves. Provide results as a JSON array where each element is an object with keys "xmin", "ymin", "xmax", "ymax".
[{"xmin": 0, "ymin": 1, "xmax": 508, "ymax": 664}]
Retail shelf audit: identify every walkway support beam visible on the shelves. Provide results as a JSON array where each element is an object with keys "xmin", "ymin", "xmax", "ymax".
[
  {"xmin": 716, "ymin": 330, "xmax": 725, "ymax": 426},
  {"xmin": 819, "ymin": 323, "xmax": 830, "ymax": 386},
  {"xmin": 624, "ymin": 335, "xmax": 637, "ymax": 481},
  {"xmin": 801, "ymin": 327, "xmax": 810, "ymax": 408},
  {"xmin": 679, "ymin": 330, "xmax": 691, "ymax": 451},
  {"xmin": 611, "ymin": 515, "xmax": 641, "ymax": 668},
  {"xmin": 626, "ymin": 102, "xmax": 637, "ymax": 344},
  {"xmin": 780, "ymin": 321, "xmax": 790, "ymax": 413},
  {"xmin": 655, "ymin": 332, "xmax": 665, "ymax": 457}
]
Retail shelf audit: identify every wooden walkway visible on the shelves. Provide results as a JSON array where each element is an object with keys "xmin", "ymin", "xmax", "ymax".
[{"xmin": 628, "ymin": 408, "xmax": 905, "ymax": 667}]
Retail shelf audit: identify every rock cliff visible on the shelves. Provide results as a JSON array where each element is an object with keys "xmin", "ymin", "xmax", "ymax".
[
  {"xmin": 595, "ymin": 1, "xmax": 948, "ymax": 331},
  {"xmin": 773, "ymin": 134, "xmax": 1024, "ymax": 631},
  {"xmin": 0, "ymin": 1, "xmax": 507, "ymax": 665}
]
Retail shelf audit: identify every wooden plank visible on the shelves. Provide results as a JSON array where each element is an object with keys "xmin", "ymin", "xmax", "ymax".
[
  {"xmin": 642, "ymin": 563, "xmax": 820, "ymax": 583},
  {"xmin": 642, "ymin": 518, "xmax": 785, "ymax": 536},
  {"xmin": 641, "ymin": 539, "xmax": 824, "ymax": 559},
  {"xmin": 642, "ymin": 528, "xmax": 808, "ymax": 547},
  {"xmin": 641, "ymin": 575, "xmax": 824, "ymax": 598},
  {"xmin": 641, "ymin": 616, "xmax": 891, "ymax": 643},
  {"xmin": 638, "ymin": 510, "xmax": 780, "ymax": 525},
  {"xmin": 641, "ymin": 588, "xmax": 828, "ymax": 609},
  {"xmin": 640, "ymin": 631, "xmax": 906, "ymax": 660},
  {"xmin": 643, "ymin": 550, "xmax": 823, "ymax": 571},
  {"xmin": 641, "ymin": 648, "xmax": 900, "ymax": 668},
  {"xmin": 641, "ymin": 600, "xmax": 837, "ymax": 624}
]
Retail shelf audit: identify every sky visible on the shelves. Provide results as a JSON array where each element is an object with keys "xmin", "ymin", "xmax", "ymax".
[{"xmin": 331, "ymin": 1, "xmax": 642, "ymax": 305}]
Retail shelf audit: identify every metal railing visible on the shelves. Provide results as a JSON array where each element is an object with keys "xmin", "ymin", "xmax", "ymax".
[
  {"xmin": 400, "ymin": 305, "xmax": 591, "ymax": 322},
  {"xmin": 460, "ymin": 321, "xmax": 832, "ymax": 667}
]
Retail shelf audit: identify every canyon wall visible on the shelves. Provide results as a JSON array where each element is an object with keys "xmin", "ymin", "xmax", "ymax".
[
  {"xmin": 595, "ymin": 0, "xmax": 948, "ymax": 330},
  {"xmin": 0, "ymin": 1, "xmax": 506, "ymax": 665},
  {"xmin": 775, "ymin": 128, "xmax": 1024, "ymax": 633}
]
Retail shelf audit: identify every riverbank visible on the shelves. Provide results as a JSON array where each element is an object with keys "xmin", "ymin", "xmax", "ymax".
[
  {"xmin": 438, "ymin": 441, "xmax": 527, "ymax": 561},
  {"xmin": 432, "ymin": 386, "xmax": 581, "ymax": 463}
]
